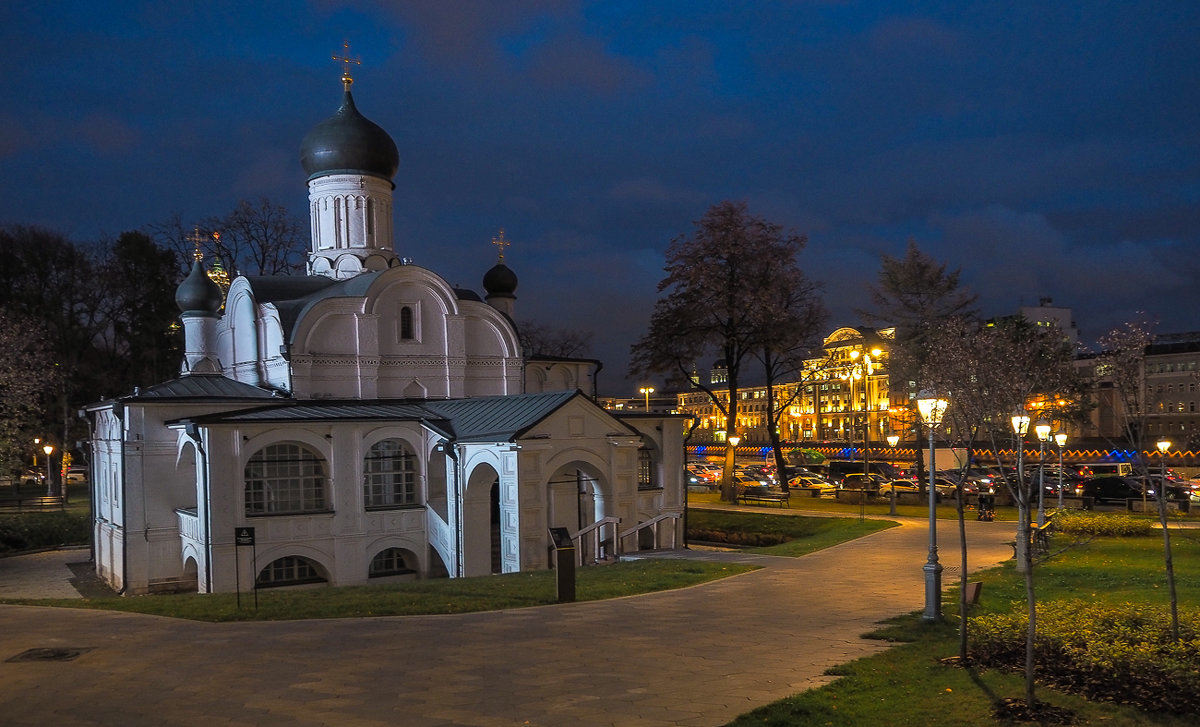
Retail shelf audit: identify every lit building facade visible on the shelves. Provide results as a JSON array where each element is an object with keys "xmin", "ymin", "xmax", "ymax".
[{"xmin": 676, "ymin": 326, "xmax": 894, "ymax": 445}]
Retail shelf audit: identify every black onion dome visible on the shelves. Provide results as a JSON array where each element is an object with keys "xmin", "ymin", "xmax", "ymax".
[
  {"xmin": 300, "ymin": 90, "xmax": 399, "ymax": 181},
  {"xmin": 483, "ymin": 262, "xmax": 518, "ymax": 296},
  {"xmin": 176, "ymin": 259, "xmax": 224, "ymax": 316}
]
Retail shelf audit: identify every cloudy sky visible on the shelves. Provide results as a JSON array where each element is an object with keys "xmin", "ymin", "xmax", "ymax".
[{"xmin": 3, "ymin": 2, "xmax": 1198, "ymax": 396}]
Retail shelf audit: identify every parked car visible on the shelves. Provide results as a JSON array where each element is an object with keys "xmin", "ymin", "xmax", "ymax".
[
  {"xmin": 841, "ymin": 473, "xmax": 888, "ymax": 492},
  {"xmin": 789, "ymin": 475, "xmax": 835, "ymax": 494},
  {"xmin": 1079, "ymin": 476, "xmax": 1145, "ymax": 504},
  {"xmin": 66, "ymin": 466, "xmax": 88, "ymax": 484},
  {"xmin": 879, "ymin": 479, "xmax": 921, "ymax": 494},
  {"xmin": 732, "ymin": 473, "xmax": 771, "ymax": 489}
]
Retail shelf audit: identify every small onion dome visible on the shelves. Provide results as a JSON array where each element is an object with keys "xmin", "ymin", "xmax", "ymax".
[
  {"xmin": 483, "ymin": 262, "xmax": 518, "ymax": 297},
  {"xmin": 175, "ymin": 259, "xmax": 224, "ymax": 316},
  {"xmin": 300, "ymin": 90, "xmax": 399, "ymax": 181}
]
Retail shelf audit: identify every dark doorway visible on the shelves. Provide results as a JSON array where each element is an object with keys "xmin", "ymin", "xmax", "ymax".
[{"xmin": 490, "ymin": 478, "xmax": 501, "ymax": 574}]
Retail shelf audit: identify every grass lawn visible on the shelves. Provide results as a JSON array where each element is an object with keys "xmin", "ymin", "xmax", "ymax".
[
  {"xmin": 726, "ymin": 529, "xmax": 1200, "ymax": 726},
  {"xmin": 688, "ymin": 508, "xmax": 895, "ymax": 555},
  {"xmin": 1, "ymin": 509, "xmax": 891, "ymax": 621},
  {"xmin": 1, "ymin": 558, "xmax": 759, "ymax": 622}
]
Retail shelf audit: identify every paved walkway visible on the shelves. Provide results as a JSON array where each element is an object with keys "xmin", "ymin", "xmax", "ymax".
[{"xmin": 0, "ymin": 514, "xmax": 1017, "ymax": 727}]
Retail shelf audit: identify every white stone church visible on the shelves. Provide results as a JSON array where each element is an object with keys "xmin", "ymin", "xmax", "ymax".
[{"xmin": 86, "ymin": 71, "xmax": 685, "ymax": 596}]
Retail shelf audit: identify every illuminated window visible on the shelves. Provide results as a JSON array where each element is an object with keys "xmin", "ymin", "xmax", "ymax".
[{"xmin": 637, "ymin": 446, "xmax": 658, "ymax": 489}]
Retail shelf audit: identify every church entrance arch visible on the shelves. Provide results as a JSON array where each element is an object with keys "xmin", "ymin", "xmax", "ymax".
[{"xmin": 545, "ymin": 462, "xmax": 610, "ymax": 564}]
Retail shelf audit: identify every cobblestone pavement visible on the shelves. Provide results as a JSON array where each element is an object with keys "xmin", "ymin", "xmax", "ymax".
[{"xmin": 0, "ymin": 515, "xmax": 1017, "ymax": 727}]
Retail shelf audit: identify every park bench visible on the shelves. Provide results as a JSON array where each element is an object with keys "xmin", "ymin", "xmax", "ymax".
[
  {"xmin": 1008, "ymin": 515, "xmax": 1057, "ymax": 558},
  {"xmin": 738, "ymin": 486, "xmax": 790, "ymax": 508},
  {"xmin": 1032, "ymin": 515, "xmax": 1056, "ymax": 554}
]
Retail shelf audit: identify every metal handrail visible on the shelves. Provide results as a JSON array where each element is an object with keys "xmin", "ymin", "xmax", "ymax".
[
  {"xmin": 619, "ymin": 512, "xmax": 682, "ymax": 551},
  {"xmin": 572, "ymin": 516, "xmax": 620, "ymax": 565}
]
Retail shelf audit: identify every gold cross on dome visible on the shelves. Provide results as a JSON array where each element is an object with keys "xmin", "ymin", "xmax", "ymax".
[
  {"xmin": 333, "ymin": 40, "xmax": 362, "ymax": 89},
  {"xmin": 492, "ymin": 229, "xmax": 510, "ymax": 261},
  {"xmin": 189, "ymin": 226, "xmax": 205, "ymax": 261}
]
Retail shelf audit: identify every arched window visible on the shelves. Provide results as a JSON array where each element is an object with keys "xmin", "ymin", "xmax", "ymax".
[
  {"xmin": 244, "ymin": 443, "xmax": 327, "ymax": 515},
  {"xmin": 256, "ymin": 556, "xmax": 325, "ymax": 588},
  {"xmin": 364, "ymin": 439, "xmax": 418, "ymax": 508},
  {"xmin": 369, "ymin": 548, "xmax": 415, "ymax": 577},
  {"xmin": 400, "ymin": 306, "xmax": 415, "ymax": 340}
]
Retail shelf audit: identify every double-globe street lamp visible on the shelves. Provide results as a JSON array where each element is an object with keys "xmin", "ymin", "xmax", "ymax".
[
  {"xmin": 639, "ymin": 386, "xmax": 655, "ymax": 412},
  {"xmin": 917, "ymin": 392, "xmax": 949, "ymax": 623}
]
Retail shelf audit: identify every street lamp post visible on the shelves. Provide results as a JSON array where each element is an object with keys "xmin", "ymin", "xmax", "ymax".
[
  {"xmin": 917, "ymin": 392, "xmax": 949, "ymax": 623},
  {"xmin": 1055, "ymin": 432, "xmax": 1067, "ymax": 509},
  {"xmin": 1157, "ymin": 439, "xmax": 1171, "ymax": 500},
  {"xmin": 639, "ymin": 386, "xmax": 655, "ymax": 412},
  {"xmin": 886, "ymin": 433, "xmax": 900, "ymax": 516},
  {"xmin": 1035, "ymin": 420, "xmax": 1051, "ymax": 527},
  {"xmin": 42, "ymin": 443, "xmax": 54, "ymax": 497}
]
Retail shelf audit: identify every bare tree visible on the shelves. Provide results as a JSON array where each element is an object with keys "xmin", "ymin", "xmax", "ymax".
[
  {"xmin": 152, "ymin": 197, "xmax": 306, "ymax": 278},
  {"xmin": 630, "ymin": 201, "xmax": 810, "ymax": 502},
  {"xmin": 751, "ymin": 270, "xmax": 828, "ymax": 483},
  {"xmin": 1095, "ymin": 318, "xmax": 1180, "ymax": 642},
  {"xmin": 517, "ymin": 320, "xmax": 593, "ymax": 358},
  {"xmin": 938, "ymin": 316, "xmax": 1078, "ymax": 711}
]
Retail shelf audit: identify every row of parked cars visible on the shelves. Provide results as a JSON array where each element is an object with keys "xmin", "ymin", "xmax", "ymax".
[{"xmin": 688, "ymin": 460, "xmax": 1200, "ymax": 505}]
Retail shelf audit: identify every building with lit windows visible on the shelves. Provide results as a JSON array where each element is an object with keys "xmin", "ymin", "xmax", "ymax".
[
  {"xmin": 1077, "ymin": 331, "xmax": 1200, "ymax": 449},
  {"xmin": 676, "ymin": 326, "xmax": 893, "ymax": 446},
  {"xmin": 85, "ymin": 73, "xmax": 685, "ymax": 596}
]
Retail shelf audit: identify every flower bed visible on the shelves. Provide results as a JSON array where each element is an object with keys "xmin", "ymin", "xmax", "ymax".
[{"xmin": 971, "ymin": 600, "xmax": 1200, "ymax": 714}]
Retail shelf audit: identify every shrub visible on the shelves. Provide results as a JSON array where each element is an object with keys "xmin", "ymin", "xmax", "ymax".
[
  {"xmin": 0, "ymin": 512, "xmax": 90, "ymax": 553},
  {"xmin": 687, "ymin": 528, "xmax": 787, "ymax": 547},
  {"xmin": 1052, "ymin": 509, "xmax": 1154, "ymax": 537},
  {"xmin": 971, "ymin": 600, "xmax": 1200, "ymax": 714}
]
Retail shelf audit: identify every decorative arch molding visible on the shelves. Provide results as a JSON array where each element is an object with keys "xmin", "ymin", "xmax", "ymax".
[
  {"xmin": 364, "ymin": 265, "xmax": 460, "ymax": 320},
  {"xmin": 359, "ymin": 425, "xmax": 426, "ymax": 456},
  {"xmin": 239, "ymin": 429, "xmax": 333, "ymax": 469}
]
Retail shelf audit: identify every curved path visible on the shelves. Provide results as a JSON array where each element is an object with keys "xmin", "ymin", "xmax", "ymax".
[{"xmin": 0, "ymin": 513, "xmax": 1016, "ymax": 727}]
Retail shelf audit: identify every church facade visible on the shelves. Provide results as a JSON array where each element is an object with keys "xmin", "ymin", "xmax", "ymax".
[{"xmin": 86, "ymin": 71, "xmax": 685, "ymax": 595}]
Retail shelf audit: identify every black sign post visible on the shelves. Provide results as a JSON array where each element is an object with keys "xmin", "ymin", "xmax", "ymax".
[
  {"xmin": 234, "ymin": 527, "xmax": 256, "ymax": 609},
  {"xmin": 548, "ymin": 527, "xmax": 576, "ymax": 603}
]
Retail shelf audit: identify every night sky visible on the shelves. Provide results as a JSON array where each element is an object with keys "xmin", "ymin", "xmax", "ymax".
[{"xmin": 3, "ymin": 2, "xmax": 1198, "ymax": 396}]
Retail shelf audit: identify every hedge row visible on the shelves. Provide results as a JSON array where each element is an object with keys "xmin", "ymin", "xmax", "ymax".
[
  {"xmin": 0, "ymin": 511, "xmax": 90, "ymax": 553},
  {"xmin": 1051, "ymin": 509, "xmax": 1154, "ymax": 537},
  {"xmin": 686, "ymin": 529, "xmax": 787, "ymax": 547},
  {"xmin": 970, "ymin": 600, "xmax": 1200, "ymax": 714}
]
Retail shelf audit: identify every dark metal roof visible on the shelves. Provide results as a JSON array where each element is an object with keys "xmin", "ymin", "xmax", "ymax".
[
  {"xmin": 132, "ymin": 375, "xmax": 279, "ymax": 400},
  {"xmin": 423, "ymin": 390, "xmax": 581, "ymax": 442},
  {"xmin": 90, "ymin": 375, "xmax": 280, "ymax": 407},
  {"xmin": 173, "ymin": 390, "xmax": 613, "ymax": 444}
]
